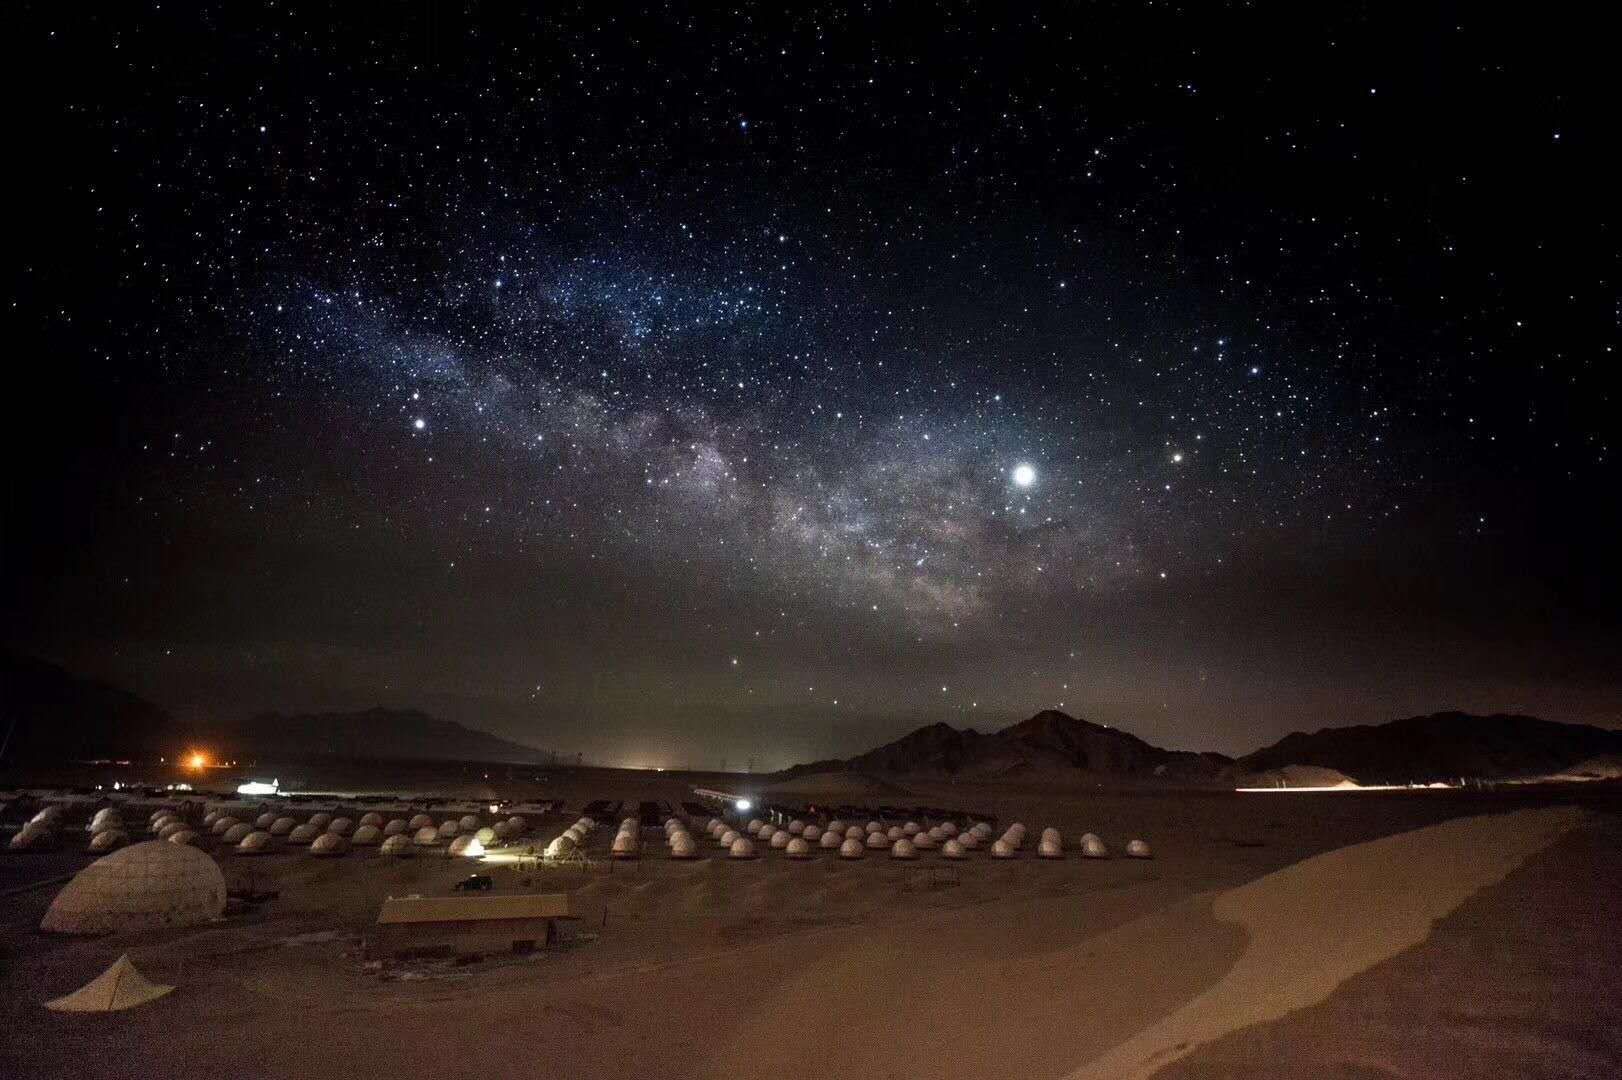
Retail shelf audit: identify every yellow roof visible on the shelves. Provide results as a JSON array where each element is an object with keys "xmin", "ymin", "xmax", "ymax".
[{"xmin": 376, "ymin": 892, "xmax": 570, "ymax": 925}]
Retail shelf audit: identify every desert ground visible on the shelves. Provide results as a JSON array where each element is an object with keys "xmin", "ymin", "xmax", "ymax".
[{"xmin": 2, "ymin": 768, "xmax": 1617, "ymax": 1079}]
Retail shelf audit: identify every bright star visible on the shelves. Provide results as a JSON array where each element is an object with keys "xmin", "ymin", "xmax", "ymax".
[
  {"xmin": 412, "ymin": 418, "xmax": 426, "ymax": 431},
  {"xmin": 1012, "ymin": 463, "xmax": 1036, "ymax": 488}
]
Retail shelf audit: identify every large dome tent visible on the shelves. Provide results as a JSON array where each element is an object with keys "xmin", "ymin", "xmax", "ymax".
[{"xmin": 41, "ymin": 842, "xmax": 225, "ymax": 934}]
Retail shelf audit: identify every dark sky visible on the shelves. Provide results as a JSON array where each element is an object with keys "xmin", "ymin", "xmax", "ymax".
[{"xmin": 6, "ymin": 4, "xmax": 1616, "ymax": 769}]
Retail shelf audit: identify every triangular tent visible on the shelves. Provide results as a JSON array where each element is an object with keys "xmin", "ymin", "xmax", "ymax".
[{"xmin": 45, "ymin": 954, "xmax": 173, "ymax": 1012}]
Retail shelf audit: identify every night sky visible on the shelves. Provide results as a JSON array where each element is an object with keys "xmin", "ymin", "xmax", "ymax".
[{"xmin": 6, "ymin": 4, "xmax": 1616, "ymax": 769}]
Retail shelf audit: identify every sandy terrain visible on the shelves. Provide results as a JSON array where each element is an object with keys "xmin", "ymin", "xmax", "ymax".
[{"xmin": 1, "ymin": 771, "xmax": 1616, "ymax": 1079}]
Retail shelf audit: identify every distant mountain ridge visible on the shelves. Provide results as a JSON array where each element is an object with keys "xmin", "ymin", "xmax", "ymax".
[
  {"xmin": 222, "ymin": 707, "xmax": 547, "ymax": 764},
  {"xmin": 778, "ymin": 709, "xmax": 1234, "ymax": 782},
  {"xmin": 1, "ymin": 655, "xmax": 547, "ymax": 765},
  {"xmin": 1237, "ymin": 711, "xmax": 1622, "ymax": 784},
  {"xmin": 1, "ymin": 653, "xmax": 174, "ymax": 761}
]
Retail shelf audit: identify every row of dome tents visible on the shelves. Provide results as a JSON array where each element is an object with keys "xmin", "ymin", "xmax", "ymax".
[{"xmin": 7, "ymin": 800, "xmax": 535, "ymax": 856}]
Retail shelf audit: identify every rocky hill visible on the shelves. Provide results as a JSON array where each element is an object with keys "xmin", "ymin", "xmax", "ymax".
[
  {"xmin": 0, "ymin": 653, "xmax": 174, "ymax": 761},
  {"xmin": 780, "ymin": 710, "xmax": 1233, "ymax": 782},
  {"xmin": 1238, "ymin": 711, "xmax": 1622, "ymax": 784},
  {"xmin": 212, "ymin": 707, "xmax": 549, "ymax": 764}
]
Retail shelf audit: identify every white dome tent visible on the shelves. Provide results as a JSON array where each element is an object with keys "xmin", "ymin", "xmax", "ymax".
[
  {"xmin": 351, "ymin": 824, "xmax": 383, "ymax": 846},
  {"xmin": 838, "ymin": 837, "xmax": 865, "ymax": 859},
  {"xmin": 802, "ymin": 824, "xmax": 822, "ymax": 842},
  {"xmin": 237, "ymin": 830, "xmax": 276, "ymax": 854},
  {"xmin": 865, "ymin": 831, "xmax": 888, "ymax": 849},
  {"xmin": 785, "ymin": 837, "xmax": 812, "ymax": 859},
  {"xmin": 820, "ymin": 829, "xmax": 843, "ymax": 849},
  {"xmin": 1038, "ymin": 828, "xmax": 1063, "ymax": 859},
  {"xmin": 88, "ymin": 829, "xmax": 128, "ymax": 853},
  {"xmin": 269, "ymin": 816, "xmax": 296, "ymax": 836},
  {"xmin": 380, "ymin": 834, "xmax": 413, "ymax": 856},
  {"xmin": 990, "ymin": 839, "xmax": 1015, "ymax": 858},
  {"xmin": 669, "ymin": 832, "xmax": 699, "ymax": 859},
  {"xmin": 447, "ymin": 835, "xmax": 484, "ymax": 858},
  {"xmin": 328, "ymin": 817, "xmax": 355, "ymax": 837},
  {"xmin": 611, "ymin": 830, "xmax": 640, "ymax": 858},
  {"xmin": 941, "ymin": 838, "xmax": 967, "ymax": 859},
  {"xmin": 459, "ymin": 814, "xmax": 480, "ymax": 832},
  {"xmin": 308, "ymin": 812, "xmax": 332, "ymax": 830},
  {"xmin": 728, "ymin": 836, "xmax": 757, "ymax": 859},
  {"xmin": 359, "ymin": 812, "xmax": 384, "ymax": 828},
  {"xmin": 41, "ymin": 841, "xmax": 225, "ymax": 934},
  {"xmin": 167, "ymin": 830, "xmax": 201, "ymax": 847},
  {"xmin": 1080, "ymin": 833, "xmax": 1109, "ymax": 859},
  {"xmin": 769, "ymin": 829, "xmax": 791, "ymax": 849},
  {"xmin": 1126, "ymin": 839, "xmax": 1152, "ymax": 859},
  {"xmin": 408, "ymin": 813, "xmax": 433, "ymax": 831},
  {"xmin": 382, "ymin": 818, "xmax": 408, "ymax": 837},
  {"xmin": 288, "ymin": 823, "xmax": 320, "ymax": 844},
  {"xmin": 436, "ymin": 820, "xmax": 460, "ymax": 841},
  {"xmin": 413, "ymin": 826, "xmax": 440, "ymax": 846},
  {"xmin": 890, "ymin": 838, "xmax": 917, "ymax": 860},
  {"xmin": 309, "ymin": 832, "xmax": 349, "ymax": 857},
  {"xmin": 221, "ymin": 822, "xmax": 253, "ymax": 845},
  {"xmin": 912, "ymin": 831, "xmax": 937, "ymax": 850}
]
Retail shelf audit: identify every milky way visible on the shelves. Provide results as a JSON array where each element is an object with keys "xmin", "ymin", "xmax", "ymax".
[{"xmin": 9, "ymin": 5, "xmax": 1616, "ymax": 766}]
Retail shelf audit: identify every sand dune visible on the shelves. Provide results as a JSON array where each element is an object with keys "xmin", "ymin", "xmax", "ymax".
[{"xmin": 1069, "ymin": 806, "xmax": 1585, "ymax": 1079}]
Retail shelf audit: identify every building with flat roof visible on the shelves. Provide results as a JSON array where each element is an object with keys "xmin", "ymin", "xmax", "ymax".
[{"xmin": 367, "ymin": 892, "xmax": 576, "ymax": 960}]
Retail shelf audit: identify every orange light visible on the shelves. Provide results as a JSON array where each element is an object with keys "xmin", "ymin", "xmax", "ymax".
[{"xmin": 188, "ymin": 752, "xmax": 207, "ymax": 769}]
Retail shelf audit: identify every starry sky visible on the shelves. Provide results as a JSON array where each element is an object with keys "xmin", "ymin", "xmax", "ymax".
[{"xmin": 6, "ymin": 4, "xmax": 1617, "ymax": 768}]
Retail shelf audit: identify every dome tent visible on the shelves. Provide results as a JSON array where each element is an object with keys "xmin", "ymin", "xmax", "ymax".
[
  {"xmin": 769, "ymin": 829, "xmax": 791, "ymax": 849},
  {"xmin": 327, "ymin": 817, "xmax": 355, "ymax": 836},
  {"xmin": 1081, "ymin": 833, "xmax": 1109, "ymax": 859},
  {"xmin": 819, "ymin": 829, "xmax": 842, "ymax": 849},
  {"xmin": 718, "ymin": 830, "xmax": 740, "ymax": 847},
  {"xmin": 1126, "ymin": 839, "xmax": 1152, "ymax": 859},
  {"xmin": 255, "ymin": 812, "xmax": 277, "ymax": 829},
  {"xmin": 669, "ymin": 832, "xmax": 699, "ymax": 859},
  {"xmin": 380, "ymin": 834, "xmax": 413, "ymax": 856},
  {"xmin": 912, "ymin": 831, "xmax": 937, "ymax": 850},
  {"xmin": 359, "ymin": 812, "xmax": 384, "ymax": 828},
  {"xmin": 889, "ymin": 838, "xmax": 917, "ymax": 860},
  {"xmin": 269, "ymin": 817, "xmax": 296, "ymax": 836},
  {"xmin": 288, "ymin": 823, "xmax": 320, "ymax": 844},
  {"xmin": 802, "ymin": 824, "xmax": 822, "ymax": 842},
  {"xmin": 209, "ymin": 816, "xmax": 239, "ymax": 835},
  {"xmin": 1038, "ymin": 828, "xmax": 1063, "ymax": 859},
  {"xmin": 11, "ymin": 825, "xmax": 57, "ymax": 851},
  {"xmin": 351, "ymin": 824, "xmax": 383, "ymax": 846},
  {"xmin": 307, "ymin": 812, "xmax": 332, "ymax": 830},
  {"xmin": 785, "ymin": 837, "xmax": 812, "ymax": 859},
  {"xmin": 611, "ymin": 830, "xmax": 640, "ymax": 858},
  {"xmin": 728, "ymin": 836, "xmax": 757, "ymax": 859},
  {"xmin": 436, "ymin": 820, "xmax": 460, "ymax": 841},
  {"xmin": 447, "ymin": 835, "xmax": 484, "ymax": 857},
  {"xmin": 41, "ymin": 841, "xmax": 226, "ymax": 934},
  {"xmin": 544, "ymin": 833, "xmax": 577, "ymax": 859},
  {"xmin": 88, "ymin": 829, "xmax": 128, "ymax": 853},
  {"xmin": 865, "ymin": 831, "xmax": 888, "ymax": 849},
  {"xmin": 408, "ymin": 813, "xmax": 434, "ymax": 830},
  {"xmin": 221, "ymin": 822, "xmax": 253, "ymax": 845},
  {"xmin": 237, "ymin": 830, "xmax": 276, "ymax": 854},
  {"xmin": 309, "ymin": 832, "xmax": 349, "ymax": 856},
  {"xmin": 958, "ymin": 831, "xmax": 981, "ymax": 850},
  {"xmin": 166, "ymin": 830, "xmax": 201, "ymax": 847},
  {"xmin": 475, "ymin": 826, "xmax": 498, "ymax": 846},
  {"xmin": 941, "ymin": 839, "xmax": 967, "ymax": 859},
  {"xmin": 413, "ymin": 827, "xmax": 440, "ymax": 846},
  {"xmin": 459, "ymin": 814, "xmax": 480, "ymax": 831},
  {"xmin": 383, "ymin": 818, "xmax": 408, "ymax": 836},
  {"xmin": 990, "ymin": 840, "xmax": 1015, "ymax": 858},
  {"xmin": 838, "ymin": 837, "xmax": 864, "ymax": 859}
]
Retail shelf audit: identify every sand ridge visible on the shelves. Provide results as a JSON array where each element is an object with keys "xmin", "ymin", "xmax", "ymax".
[{"xmin": 1068, "ymin": 806, "xmax": 1587, "ymax": 1079}]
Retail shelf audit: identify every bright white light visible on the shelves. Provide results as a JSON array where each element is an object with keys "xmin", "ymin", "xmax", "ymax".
[
  {"xmin": 412, "ymin": 418, "xmax": 426, "ymax": 430},
  {"xmin": 1012, "ymin": 463, "xmax": 1036, "ymax": 488},
  {"xmin": 236, "ymin": 779, "xmax": 279, "ymax": 796},
  {"xmin": 463, "ymin": 838, "xmax": 485, "ymax": 857},
  {"xmin": 735, "ymin": 799, "xmax": 752, "ymax": 812}
]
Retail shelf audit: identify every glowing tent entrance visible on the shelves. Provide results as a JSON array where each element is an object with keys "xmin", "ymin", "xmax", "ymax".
[{"xmin": 45, "ymin": 954, "xmax": 173, "ymax": 1012}]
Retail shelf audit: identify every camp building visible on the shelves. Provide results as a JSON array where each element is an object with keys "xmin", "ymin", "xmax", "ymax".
[{"xmin": 367, "ymin": 893, "xmax": 576, "ymax": 960}]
